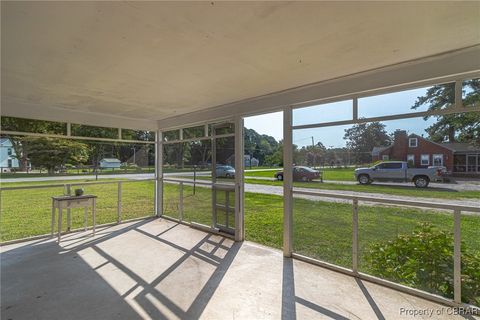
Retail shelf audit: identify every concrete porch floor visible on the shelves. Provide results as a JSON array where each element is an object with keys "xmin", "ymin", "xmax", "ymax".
[{"xmin": 1, "ymin": 218, "xmax": 475, "ymax": 320}]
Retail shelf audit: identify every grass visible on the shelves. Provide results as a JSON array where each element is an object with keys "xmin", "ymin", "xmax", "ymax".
[
  {"xmin": 244, "ymin": 178, "xmax": 480, "ymax": 200},
  {"xmin": 162, "ymin": 184, "xmax": 480, "ymax": 269},
  {"xmin": 0, "ymin": 179, "xmax": 154, "ymax": 241}
]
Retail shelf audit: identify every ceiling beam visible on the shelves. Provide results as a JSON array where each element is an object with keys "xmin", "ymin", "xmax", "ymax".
[
  {"xmin": 1, "ymin": 100, "xmax": 158, "ymax": 130},
  {"xmin": 157, "ymin": 45, "xmax": 480, "ymax": 130}
]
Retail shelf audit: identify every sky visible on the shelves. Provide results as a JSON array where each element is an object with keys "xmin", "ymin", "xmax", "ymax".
[{"xmin": 244, "ymin": 87, "xmax": 437, "ymax": 148}]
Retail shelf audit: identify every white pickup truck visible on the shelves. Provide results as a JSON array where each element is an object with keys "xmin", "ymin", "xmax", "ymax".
[{"xmin": 354, "ymin": 161, "xmax": 445, "ymax": 188}]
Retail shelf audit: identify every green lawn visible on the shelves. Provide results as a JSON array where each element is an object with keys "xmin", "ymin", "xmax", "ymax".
[
  {"xmin": 0, "ymin": 179, "xmax": 155, "ymax": 241},
  {"xmin": 163, "ymin": 184, "xmax": 480, "ymax": 273}
]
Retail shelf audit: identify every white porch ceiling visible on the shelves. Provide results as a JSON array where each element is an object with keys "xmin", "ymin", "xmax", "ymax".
[{"xmin": 1, "ymin": 1, "xmax": 480, "ymax": 128}]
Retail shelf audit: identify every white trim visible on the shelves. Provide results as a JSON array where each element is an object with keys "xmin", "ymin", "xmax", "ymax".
[
  {"xmin": 407, "ymin": 154, "xmax": 415, "ymax": 165},
  {"xmin": 155, "ymin": 131, "xmax": 163, "ymax": 217},
  {"xmin": 0, "ymin": 130, "xmax": 155, "ymax": 144},
  {"xmin": 433, "ymin": 154, "xmax": 444, "ymax": 166},
  {"xmin": 283, "ymin": 107, "xmax": 293, "ymax": 257},
  {"xmin": 1, "ymin": 99, "xmax": 157, "ymax": 131},
  {"xmin": 234, "ymin": 116, "xmax": 245, "ymax": 242},
  {"xmin": 409, "ymin": 137, "xmax": 418, "ymax": 148}
]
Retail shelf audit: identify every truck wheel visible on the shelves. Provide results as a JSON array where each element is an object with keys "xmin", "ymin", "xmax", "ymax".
[
  {"xmin": 277, "ymin": 174, "xmax": 283, "ymax": 181},
  {"xmin": 414, "ymin": 176, "xmax": 429, "ymax": 188},
  {"xmin": 358, "ymin": 174, "xmax": 371, "ymax": 185}
]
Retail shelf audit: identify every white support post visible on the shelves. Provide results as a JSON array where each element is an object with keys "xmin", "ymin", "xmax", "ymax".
[
  {"xmin": 67, "ymin": 123, "xmax": 71, "ymax": 136},
  {"xmin": 66, "ymin": 184, "xmax": 71, "ymax": 231},
  {"xmin": 117, "ymin": 181, "xmax": 122, "ymax": 223},
  {"xmin": 454, "ymin": 80, "xmax": 463, "ymax": 109},
  {"xmin": 352, "ymin": 199, "xmax": 359, "ymax": 273},
  {"xmin": 155, "ymin": 130, "xmax": 163, "ymax": 217},
  {"xmin": 118, "ymin": 128, "xmax": 122, "ymax": 140},
  {"xmin": 234, "ymin": 116, "xmax": 245, "ymax": 242},
  {"xmin": 353, "ymin": 98, "xmax": 358, "ymax": 121},
  {"xmin": 453, "ymin": 209, "xmax": 461, "ymax": 304},
  {"xmin": 179, "ymin": 182, "xmax": 184, "ymax": 221},
  {"xmin": 283, "ymin": 107, "xmax": 293, "ymax": 257}
]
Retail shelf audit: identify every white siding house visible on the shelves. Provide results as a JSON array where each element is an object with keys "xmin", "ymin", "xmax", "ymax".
[
  {"xmin": 0, "ymin": 138, "xmax": 19, "ymax": 172},
  {"xmin": 99, "ymin": 158, "xmax": 122, "ymax": 169}
]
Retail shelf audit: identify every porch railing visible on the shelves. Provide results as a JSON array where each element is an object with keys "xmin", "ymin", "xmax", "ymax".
[
  {"xmin": 0, "ymin": 179, "xmax": 156, "ymax": 243},
  {"xmin": 291, "ymin": 188, "xmax": 480, "ymax": 308}
]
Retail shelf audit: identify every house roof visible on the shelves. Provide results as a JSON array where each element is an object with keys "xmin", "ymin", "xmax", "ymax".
[
  {"xmin": 373, "ymin": 133, "xmax": 480, "ymax": 154},
  {"xmin": 371, "ymin": 146, "xmax": 391, "ymax": 156},
  {"xmin": 441, "ymin": 142, "xmax": 480, "ymax": 153},
  {"xmin": 100, "ymin": 158, "xmax": 121, "ymax": 163}
]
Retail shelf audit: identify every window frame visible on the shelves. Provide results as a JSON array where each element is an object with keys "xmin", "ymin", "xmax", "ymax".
[
  {"xmin": 420, "ymin": 154, "xmax": 430, "ymax": 166},
  {"xmin": 409, "ymin": 138, "xmax": 418, "ymax": 148},
  {"xmin": 432, "ymin": 154, "xmax": 444, "ymax": 167},
  {"xmin": 407, "ymin": 154, "xmax": 415, "ymax": 164}
]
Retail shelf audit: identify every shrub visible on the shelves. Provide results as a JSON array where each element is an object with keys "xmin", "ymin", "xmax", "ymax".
[{"xmin": 366, "ymin": 223, "xmax": 480, "ymax": 306}]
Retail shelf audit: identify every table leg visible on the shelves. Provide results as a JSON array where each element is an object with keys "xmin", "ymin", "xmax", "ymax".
[
  {"xmin": 51, "ymin": 200, "xmax": 55, "ymax": 238},
  {"xmin": 58, "ymin": 208, "xmax": 63, "ymax": 242},
  {"xmin": 84, "ymin": 207, "xmax": 88, "ymax": 231},
  {"xmin": 92, "ymin": 198, "xmax": 96, "ymax": 236}
]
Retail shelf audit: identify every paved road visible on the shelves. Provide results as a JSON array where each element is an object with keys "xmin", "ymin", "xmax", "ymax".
[
  {"xmin": 245, "ymin": 176, "xmax": 480, "ymax": 192},
  {"xmin": 165, "ymin": 177, "xmax": 479, "ymax": 214}
]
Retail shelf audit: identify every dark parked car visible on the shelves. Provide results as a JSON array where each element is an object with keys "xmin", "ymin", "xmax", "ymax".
[{"xmin": 274, "ymin": 166, "xmax": 322, "ymax": 182}]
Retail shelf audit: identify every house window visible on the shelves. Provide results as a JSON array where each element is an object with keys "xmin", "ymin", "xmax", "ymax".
[
  {"xmin": 7, "ymin": 148, "xmax": 12, "ymax": 156},
  {"xmin": 7, "ymin": 159, "xmax": 12, "ymax": 167},
  {"xmin": 407, "ymin": 154, "xmax": 415, "ymax": 167},
  {"xmin": 382, "ymin": 155, "xmax": 389, "ymax": 161},
  {"xmin": 409, "ymin": 138, "xmax": 418, "ymax": 147},
  {"xmin": 420, "ymin": 154, "xmax": 429, "ymax": 166},
  {"xmin": 433, "ymin": 154, "xmax": 443, "ymax": 167}
]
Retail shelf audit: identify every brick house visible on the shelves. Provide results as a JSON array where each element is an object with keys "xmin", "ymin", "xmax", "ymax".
[{"xmin": 372, "ymin": 130, "xmax": 480, "ymax": 177}]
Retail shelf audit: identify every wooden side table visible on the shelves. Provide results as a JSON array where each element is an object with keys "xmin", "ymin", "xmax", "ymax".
[{"xmin": 51, "ymin": 195, "xmax": 97, "ymax": 242}]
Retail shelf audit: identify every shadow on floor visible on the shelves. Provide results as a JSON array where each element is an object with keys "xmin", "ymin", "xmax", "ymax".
[
  {"xmin": 1, "ymin": 219, "xmax": 241, "ymax": 320},
  {"xmin": 281, "ymin": 258, "xmax": 387, "ymax": 320}
]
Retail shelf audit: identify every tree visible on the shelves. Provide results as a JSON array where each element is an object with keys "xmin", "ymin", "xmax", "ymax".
[
  {"xmin": 1, "ymin": 117, "xmax": 66, "ymax": 171},
  {"xmin": 244, "ymin": 128, "xmax": 279, "ymax": 166},
  {"xmin": 25, "ymin": 138, "xmax": 89, "ymax": 174},
  {"xmin": 412, "ymin": 79, "xmax": 480, "ymax": 144},
  {"xmin": 343, "ymin": 122, "xmax": 391, "ymax": 164}
]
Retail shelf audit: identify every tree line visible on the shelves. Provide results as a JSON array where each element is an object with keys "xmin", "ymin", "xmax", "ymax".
[{"xmin": 1, "ymin": 79, "xmax": 478, "ymax": 172}]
